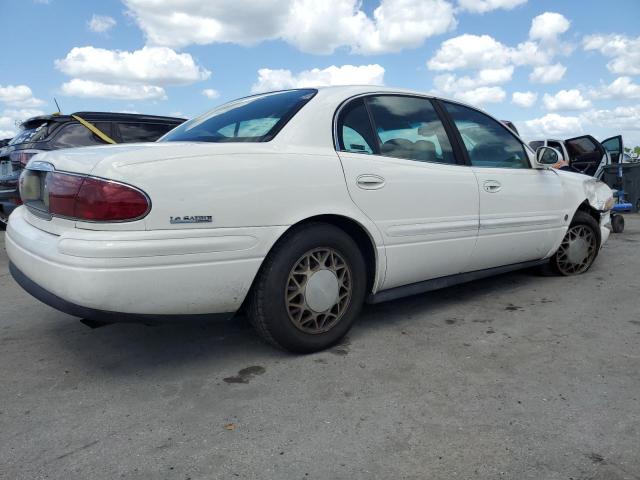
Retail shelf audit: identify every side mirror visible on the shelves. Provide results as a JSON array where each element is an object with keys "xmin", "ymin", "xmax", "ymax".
[{"xmin": 536, "ymin": 146, "xmax": 562, "ymax": 167}]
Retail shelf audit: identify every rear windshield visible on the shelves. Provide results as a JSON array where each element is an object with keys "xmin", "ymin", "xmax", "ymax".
[
  {"xmin": 9, "ymin": 122, "xmax": 50, "ymax": 145},
  {"xmin": 160, "ymin": 89, "xmax": 317, "ymax": 143}
]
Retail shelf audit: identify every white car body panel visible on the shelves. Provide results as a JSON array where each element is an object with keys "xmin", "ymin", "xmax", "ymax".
[
  {"xmin": 339, "ymin": 151, "xmax": 479, "ymax": 289},
  {"xmin": 470, "ymin": 166, "xmax": 567, "ymax": 270},
  {"xmin": 6, "ymin": 86, "xmax": 613, "ymax": 319}
]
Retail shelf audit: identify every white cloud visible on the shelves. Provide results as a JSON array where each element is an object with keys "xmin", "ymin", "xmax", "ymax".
[
  {"xmin": 60, "ymin": 79, "xmax": 166, "ymax": 100},
  {"xmin": 457, "ymin": 0, "xmax": 526, "ymax": 13},
  {"xmin": 582, "ymin": 105, "xmax": 640, "ymax": 132},
  {"xmin": 543, "ymin": 89, "xmax": 591, "ymax": 111},
  {"xmin": 123, "ymin": 0, "xmax": 457, "ymax": 55},
  {"xmin": 450, "ymin": 86, "xmax": 506, "ymax": 105},
  {"xmin": 583, "ymin": 34, "xmax": 640, "ymax": 75},
  {"xmin": 0, "ymin": 84, "xmax": 45, "ymax": 108},
  {"xmin": 251, "ymin": 64, "xmax": 385, "ymax": 93},
  {"xmin": 0, "ymin": 108, "xmax": 46, "ymax": 139},
  {"xmin": 521, "ymin": 113, "xmax": 583, "ymax": 139},
  {"xmin": 432, "ymin": 67, "xmax": 512, "ymax": 104},
  {"xmin": 512, "ymin": 91, "xmax": 537, "ymax": 107},
  {"xmin": 520, "ymin": 106, "xmax": 640, "ymax": 147},
  {"xmin": 529, "ymin": 63, "xmax": 566, "ymax": 84},
  {"xmin": 591, "ymin": 76, "xmax": 640, "ymax": 100},
  {"xmin": 202, "ymin": 89, "xmax": 220, "ymax": 99},
  {"xmin": 529, "ymin": 12, "xmax": 570, "ymax": 42},
  {"xmin": 427, "ymin": 34, "xmax": 512, "ymax": 71},
  {"xmin": 55, "ymin": 46, "xmax": 210, "ymax": 86},
  {"xmin": 88, "ymin": 14, "xmax": 117, "ymax": 33},
  {"xmin": 427, "ymin": 12, "xmax": 571, "ymax": 98}
]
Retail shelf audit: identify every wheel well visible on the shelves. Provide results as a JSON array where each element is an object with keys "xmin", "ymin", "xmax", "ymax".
[
  {"xmin": 576, "ymin": 200, "xmax": 600, "ymax": 225},
  {"xmin": 290, "ymin": 215, "xmax": 378, "ymax": 294}
]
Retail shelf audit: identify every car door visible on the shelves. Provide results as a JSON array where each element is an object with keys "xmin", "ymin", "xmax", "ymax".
[
  {"xmin": 601, "ymin": 135, "xmax": 623, "ymax": 164},
  {"xmin": 564, "ymin": 135, "xmax": 608, "ymax": 177},
  {"xmin": 336, "ymin": 94, "xmax": 479, "ymax": 290},
  {"xmin": 439, "ymin": 100, "xmax": 566, "ymax": 271}
]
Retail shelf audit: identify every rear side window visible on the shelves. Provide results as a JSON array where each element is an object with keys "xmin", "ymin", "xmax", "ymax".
[
  {"xmin": 336, "ymin": 98, "xmax": 377, "ymax": 154},
  {"xmin": 444, "ymin": 102, "xmax": 529, "ymax": 169},
  {"xmin": 52, "ymin": 122, "xmax": 112, "ymax": 148},
  {"xmin": 161, "ymin": 89, "xmax": 317, "ymax": 143},
  {"xmin": 118, "ymin": 122, "xmax": 176, "ymax": 142},
  {"xmin": 366, "ymin": 95, "xmax": 456, "ymax": 164}
]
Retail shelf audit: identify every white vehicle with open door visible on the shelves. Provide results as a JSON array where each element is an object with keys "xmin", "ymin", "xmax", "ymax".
[
  {"xmin": 528, "ymin": 135, "xmax": 623, "ymax": 181},
  {"xmin": 528, "ymin": 135, "xmax": 627, "ymax": 232}
]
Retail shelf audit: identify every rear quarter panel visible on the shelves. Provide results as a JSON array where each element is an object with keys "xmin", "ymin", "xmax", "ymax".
[{"xmin": 91, "ymin": 150, "xmax": 373, "ymax": 231}]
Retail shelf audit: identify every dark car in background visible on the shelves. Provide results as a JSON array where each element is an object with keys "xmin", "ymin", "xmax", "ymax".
[{"xmin": 0, "ymin": 112, "xmax": 185, "ymax": 225}]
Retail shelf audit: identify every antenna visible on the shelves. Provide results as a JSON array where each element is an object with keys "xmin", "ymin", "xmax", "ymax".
[{"xmin": 53, "ymin": 98, "xmax": 62, "ymax": 115}]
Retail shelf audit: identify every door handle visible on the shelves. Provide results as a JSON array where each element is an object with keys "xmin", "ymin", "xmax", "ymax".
[
  {"xmin": 483, "ymin": 180, "xmax": 502, "ymax": 193},
  {"xmin": 356, "ymin": 174, "xmax": 386, "ymax": 190}
]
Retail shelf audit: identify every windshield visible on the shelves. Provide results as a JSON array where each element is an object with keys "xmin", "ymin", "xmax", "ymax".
[{"xmin": 160, "ymin": 89, "xmax": 317, "ymax": 143}]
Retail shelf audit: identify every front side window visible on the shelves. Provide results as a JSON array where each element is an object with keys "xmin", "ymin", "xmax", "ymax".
[
  {"xmin": 444, "ymin": 102, "xmax": 529, "ymax": 169},
  {"xmin": 367, "ymin": 95, "xmax": 456, "ymax": 164},
  {"xmin": 161, "ymin": 89, "xmax": 316, "ymax": 143}
]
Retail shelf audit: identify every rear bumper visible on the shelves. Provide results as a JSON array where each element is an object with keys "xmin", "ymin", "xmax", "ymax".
[
  {"xmin": 6, "ymin": 206, "xmax": 285, "ymax": 318},
  {"xmin": 9, "ymin": 263, "xmax": 233, "ymax": 323}
]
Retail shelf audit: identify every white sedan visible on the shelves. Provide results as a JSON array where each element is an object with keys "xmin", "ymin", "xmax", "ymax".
[{"xmin": 6, "ymin": 86, "xmax": 613, "ymax": 352}]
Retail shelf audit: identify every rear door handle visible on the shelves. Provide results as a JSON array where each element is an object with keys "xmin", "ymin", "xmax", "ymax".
[
  {"xmin": 483, "ymin": 180, "xmax": 502, "ymax": 193},
  {"xmin": 356, "ymin": 174, "xmax": 386, "ymax": 190}
]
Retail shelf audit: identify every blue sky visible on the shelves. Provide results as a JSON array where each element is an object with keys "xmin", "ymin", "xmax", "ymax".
[{"xmin": 1, "ymin": 0, "xmax": 639, "ymax": 146}]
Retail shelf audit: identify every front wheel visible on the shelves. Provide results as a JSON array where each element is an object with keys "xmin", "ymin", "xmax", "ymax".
[
  {"xmin": 248, "ymin": 222, "xmax": 367, "ymax": 353},
  {"xmin": 551, "ymin": 211, "xmax": 600, "ymax": 276}
]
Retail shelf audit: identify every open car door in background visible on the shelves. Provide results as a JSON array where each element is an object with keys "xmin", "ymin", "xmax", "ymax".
[
  {"xmin": 601, "ymin": 135, "xmax": 623, "ymax": 163},
  {"xmin": 564, "ymin": 135, "xmax": 608, "ymax": 178}
]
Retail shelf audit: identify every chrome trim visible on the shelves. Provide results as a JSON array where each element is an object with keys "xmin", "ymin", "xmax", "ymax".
[{"xmin": 28, "ymin": 160, "xmax": 55, "ymax": 172}]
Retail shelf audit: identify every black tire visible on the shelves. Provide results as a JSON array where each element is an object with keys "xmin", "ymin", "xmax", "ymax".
[
  {"xmin": 635, "ymin": 198, "xmax": 640, "ymax": 213},
  {"xmin": 611, "ymin": 214, "xmax": 624, "ymax": 234},
  {"xmin": 550, "ymin": 211, "xmax": 600, "ymax": 276},
  {"xmin": 248, "ymin": 222, "xmax": 367, "ymax": 353}
]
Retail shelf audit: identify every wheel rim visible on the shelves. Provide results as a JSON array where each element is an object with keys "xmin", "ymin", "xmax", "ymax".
[
  {"xmin": 556, "ymin": 224, "xmax": 597, "ymax": 275},
  {"xmin": 285, "ymin": 248, "xmax": 352, "ymax": 334}
]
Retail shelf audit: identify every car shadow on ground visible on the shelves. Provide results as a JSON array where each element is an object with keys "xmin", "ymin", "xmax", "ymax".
[{"xmin": 37, "ymin": 267, "xmax": 546, "ymax": 376}]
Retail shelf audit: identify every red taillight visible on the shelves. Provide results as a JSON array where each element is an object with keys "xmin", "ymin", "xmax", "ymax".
[
  {"xmin": 74, "ymin": 177, "xmax": 149, "ymax": 221},
  {"xmin": 47, "ymin": 172, "xmax": 149, "ymax": 221},
  {"xmin": 48, "ymin": 173, "xmax": 84, "ymax": 217}
]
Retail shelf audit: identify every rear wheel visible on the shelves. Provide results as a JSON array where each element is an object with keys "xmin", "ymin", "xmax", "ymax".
[
  {"xmin": 551, "ymin": 211, "xmax": 600, "ymax": 276},
  {"xmin": 611, "ymin": 214, "xmax": 624, "ymax": 234},
  {"xmin": 248, "ymin": 222, "xmax": 367, "ymax": 353}
]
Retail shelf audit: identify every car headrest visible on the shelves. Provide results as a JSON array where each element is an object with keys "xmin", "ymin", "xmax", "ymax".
[{"xmin": 413, "ymin": 140, "xmax": 437, "ymax": 162}]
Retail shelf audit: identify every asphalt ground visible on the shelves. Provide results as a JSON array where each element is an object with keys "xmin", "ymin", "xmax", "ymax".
[{"xmin": 1, "ymin": 215, "xmax": 639, "ymax": 479}]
